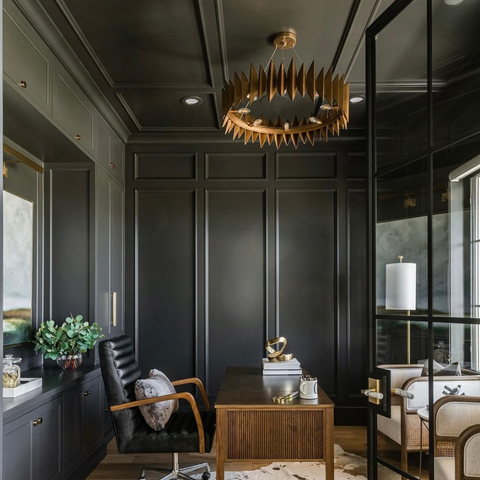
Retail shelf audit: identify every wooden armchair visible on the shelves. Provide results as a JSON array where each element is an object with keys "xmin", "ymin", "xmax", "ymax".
[
  {"xmin": 377, "ymin": 364, "xmax": 480, "ymax": 472},
  {"xmin": 435, "ymin": 424, "xmax": 480, "ymax": 480}
]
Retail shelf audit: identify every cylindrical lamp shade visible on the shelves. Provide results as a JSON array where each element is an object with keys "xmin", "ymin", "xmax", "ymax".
[{"xmin": 385, "ymin": 263, "xmax": 416, "ymax": 310}]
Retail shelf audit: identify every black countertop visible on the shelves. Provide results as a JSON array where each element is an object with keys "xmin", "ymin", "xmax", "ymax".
[{"xmin": 3, "ymin": 364, "xmax": 102, "ymax": 422}]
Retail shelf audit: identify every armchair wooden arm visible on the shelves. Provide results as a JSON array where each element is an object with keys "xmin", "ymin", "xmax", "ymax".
[
  {"xmin": 456, "ymin": 424, "xmax": 480, "ymax": 480},
  {"xmin": 110, "ymin": 392, "xmax": 206, "ymax": 453},
  {"xmin": 172, "ymin": 377, "xmax": 210, "ymax": 411}
]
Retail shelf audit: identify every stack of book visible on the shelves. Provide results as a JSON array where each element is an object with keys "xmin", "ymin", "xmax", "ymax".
[{"xmin": 262, "ymin": 358, "xmax": 302, "ymax": 376}]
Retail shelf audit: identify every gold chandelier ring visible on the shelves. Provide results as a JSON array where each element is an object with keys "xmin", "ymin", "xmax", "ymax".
[{"xmin": 226, "ymin": 107, "xmax": 343, "ymax": 135}]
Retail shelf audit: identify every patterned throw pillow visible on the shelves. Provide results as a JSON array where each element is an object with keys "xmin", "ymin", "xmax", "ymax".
[
  {"xmin": 421, "ymin": 359, "xmax": 462, "ymax": 377},
  {"xmin": 135, "ymin": 369, "xmax": 179, "ymax": 431},
  {"xmin": 442, "ymin": 384, "xmax": 465, "ymax": 396}
]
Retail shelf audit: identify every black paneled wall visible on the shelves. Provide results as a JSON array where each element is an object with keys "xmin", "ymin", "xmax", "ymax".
[{"xmin": 126, "ymin": 141, "xmax": 368, "ymax": 424}]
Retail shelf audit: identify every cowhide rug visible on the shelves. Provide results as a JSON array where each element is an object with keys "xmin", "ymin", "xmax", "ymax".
[{"xmin": 194, "ymin": 445, "xmax": 397, "ymax": 480}]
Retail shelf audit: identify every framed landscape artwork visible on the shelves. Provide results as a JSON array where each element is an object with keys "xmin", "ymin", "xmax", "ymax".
[{"xmin": 3, "ymin": 190, "xmax": 34, "ymax": 346}]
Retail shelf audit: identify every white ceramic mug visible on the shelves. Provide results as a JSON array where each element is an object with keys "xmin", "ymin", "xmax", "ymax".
[{"xmin": 299, "ymin": 378, "xmax": 318, "ymax": 399}]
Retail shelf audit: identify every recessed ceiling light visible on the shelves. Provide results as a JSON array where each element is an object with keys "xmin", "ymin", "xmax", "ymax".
[
  {"xmin": 444, "ymin": 0, "xmax": 463, "ymax": 4},
  {"xmin": 181, "ymin": 96, "xmax": 203, "ymax": 106},
  {"xmin": 350, "ymin": 96, "xmax": 364, "ymax": 104}
]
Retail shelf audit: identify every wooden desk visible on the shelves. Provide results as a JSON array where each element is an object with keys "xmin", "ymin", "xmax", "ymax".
[{"xmin": 215, "ymin": 367, "xmax": 334, "ymax": 480}]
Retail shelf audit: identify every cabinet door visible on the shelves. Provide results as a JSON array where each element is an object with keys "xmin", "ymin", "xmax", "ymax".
[
  {"xmin": 64, "ymin": 376, "xmax": 103, "ymax": 476},
  {"xmin": 96, "ymin": 168, "xmax": 111, "ymax": 335},
  {"xmin": 32, "ymin": 398, "xmax": 62, "ymax": 480},
  {"xmin": 63, "ymin": 385, "xmax": 85, "ymax": 477},
  {"xmin": 83, "ymin": 378, "xmax": 103, "ymax": 452},
  {"xmin": 96, "ymin": 116, "xmax": 111, "ymax": 170},
  {"xmin": 95, "ymin": 114, "xmax": 125, "ymax": 184},
  {"xmin": 4, "ymin": 414, "xmax": 32, "ymax": 480},
  {"xmin": 3, "ymin": 2, "xmax": 53, "ymax": 115},
  {"xmin": 53, "ymin": 63, "xmax": 95, "ymax": 156},
  {"xmin": 110, "ymin": 181, "xmax": 124, "ymax": 336},
  {"xmin": 4, "ymin": 397, "xmax": 62, "ymax": 480},
  {"xmin": 110, "ymin": 136, "xmax": 125, "ymax": 183}
]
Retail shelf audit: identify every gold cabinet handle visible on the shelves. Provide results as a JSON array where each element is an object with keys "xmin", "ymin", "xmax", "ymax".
[
  {"xmin": 20, "ymin": 80, "xmax": 27, "ymax": 88},
  {"xmin": 84, "ymin": 390, "xmax": 91, "ymax": 396},
  {"xmin": 111, "ymin": 292, "xmax": 117, "ymax": 327},
  {"xmin": 75, "ymin": 134, "xmax": 81, "ymax": 140},
  {"xmin": 110, "ymin": 163, "xmax": 116, "ymax": 169},
  {"xmin": 33, "ymin": 417, "xmax": 43, "ymax": 426}
]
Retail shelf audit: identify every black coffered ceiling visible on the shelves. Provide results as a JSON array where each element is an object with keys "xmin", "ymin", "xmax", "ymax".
[
  {"xmin": 39, "ymin": 0, "xmax": 400, "ymax": 135},
  {"xmin": 58, "ymin": 0, "xmax": 213, "ymax": 87}
]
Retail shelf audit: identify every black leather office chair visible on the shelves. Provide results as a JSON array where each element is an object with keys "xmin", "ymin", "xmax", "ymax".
[{"xmin": 99, "ymin": 336, "xmax": 216, "ymax": 480}]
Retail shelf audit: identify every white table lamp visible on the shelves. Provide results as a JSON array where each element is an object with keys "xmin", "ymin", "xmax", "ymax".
[{"xmin": 386, "ymin": 255, "xmax": 416, "ymax": 363}]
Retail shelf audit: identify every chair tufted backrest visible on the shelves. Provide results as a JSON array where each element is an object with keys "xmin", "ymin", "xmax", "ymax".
[{"xmin": 99, "ymin": 336, "xmax": 144, "ymax": 453}]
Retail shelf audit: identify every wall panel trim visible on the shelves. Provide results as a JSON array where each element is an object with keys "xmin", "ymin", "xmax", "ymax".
[
  {"xmin": 204, "ymin": 188, "xmax": 267, "ymax": 394},
  {"xmin": 275, "ymin": 188, "xmax": 339, "ymax": 397},
  {"xmin": 134, "ymin": 188, "xmax": 198, "ymax": 377}
]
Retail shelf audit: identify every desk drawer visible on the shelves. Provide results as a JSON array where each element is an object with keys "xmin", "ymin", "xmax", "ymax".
[{"xmin": 227, "ymin": 409, "xmax": 324, "ymax": 460}]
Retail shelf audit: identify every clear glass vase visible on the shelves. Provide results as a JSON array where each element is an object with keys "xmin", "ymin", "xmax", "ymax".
[
  {"xmin": 3, "ymin": 354, "xmax": 22, "ymax": 387},
  {"xmin": 56, "ymin": 353, "xmax": 82, "ymax": 370}
]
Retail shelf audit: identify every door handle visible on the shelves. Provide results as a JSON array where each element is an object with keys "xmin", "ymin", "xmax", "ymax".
[
  {"xmin": 361, "ymin": 377, "xmax": 385, "ymax": 405},
  {"xmin": 111, "ymin": 292, "xmax": 117, "ymax": 327},
  {"xmin": 33, "ymin": 417, "xmax": 43, "ymax": 426},
  {"xmin": 362, "ymin": 389, "xmax": 384, "ymax": 400},
  {"xmin": 392, "ymin": 388, "xmax": 414, "ymax": 399},
  {"xmin": 84, "ymin": 390, "xmax": 91, "ymax": 396}
]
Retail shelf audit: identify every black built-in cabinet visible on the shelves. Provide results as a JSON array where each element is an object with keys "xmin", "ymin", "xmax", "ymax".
[{"xmin": 3, "ymin": 367, "xmax": 112, "ymax": 480}]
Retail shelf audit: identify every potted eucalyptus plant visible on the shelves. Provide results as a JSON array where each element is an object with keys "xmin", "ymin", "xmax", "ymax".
[{"xmin": 34, "ymin": 314, "xmax": 104, "ymax": 369}]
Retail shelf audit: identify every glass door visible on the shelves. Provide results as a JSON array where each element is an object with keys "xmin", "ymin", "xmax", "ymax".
[{"xmin": 366, "ymin": 0, "xmax": 480, "ymax": 479}]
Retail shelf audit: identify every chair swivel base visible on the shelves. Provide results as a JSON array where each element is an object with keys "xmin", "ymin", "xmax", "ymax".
[{"xmin": 139, "ymin": 452, "xmax": 211, "ymax": 480}]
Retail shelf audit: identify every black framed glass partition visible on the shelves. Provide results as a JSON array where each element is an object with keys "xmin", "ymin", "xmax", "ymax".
[{"xmin": 367, "ymin": 0, "xmax": 480, "ymax": 479}]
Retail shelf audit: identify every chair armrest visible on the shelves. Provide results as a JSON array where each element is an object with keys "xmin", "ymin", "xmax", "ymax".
[
  {"xmin": 172, "ymin": 377, "xmax": 210, "ymax": 411},
  {"xmin": 434, "ymin": 396, "xmax": 480, "ymax": 439},
  {"xmin": 456, "ymin": 425, "xmax": 480, "ymax": 479},
  {"xmin": 110, "ymin": 392, "xmax": 206, "ymax": 453},
  {"xmin": 379, "ymin": 364, "xmax": 423, "ymax": 389}
]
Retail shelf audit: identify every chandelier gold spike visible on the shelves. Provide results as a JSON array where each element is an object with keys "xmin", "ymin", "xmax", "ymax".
[{"xmin": 222, "ymin": 33, "xmax": 350, "ymax": 149}]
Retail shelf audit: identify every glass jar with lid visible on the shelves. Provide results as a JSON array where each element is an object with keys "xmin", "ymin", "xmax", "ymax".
[{"xmin": 3, "ymin": 354, "xmax": 21, "ymax": 388}]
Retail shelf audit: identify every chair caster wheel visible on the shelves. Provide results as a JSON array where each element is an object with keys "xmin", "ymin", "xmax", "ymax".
[{"xmin": 202, "ymin": 472, "xmax": 211, "ymax": 480}]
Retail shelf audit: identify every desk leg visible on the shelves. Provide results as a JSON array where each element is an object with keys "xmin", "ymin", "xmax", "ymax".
[
  {"xmin": 216, "ymin": 409, "xmax": 227, "ymax": 480},
  {"xmin": 324, "ymin": 408, "xmax": 334, "ymax": 480}
]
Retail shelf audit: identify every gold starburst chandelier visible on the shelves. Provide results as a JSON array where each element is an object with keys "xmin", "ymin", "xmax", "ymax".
[{"xmin": 222, "ymin": 32, "xmax": 350, "ymax": 148}]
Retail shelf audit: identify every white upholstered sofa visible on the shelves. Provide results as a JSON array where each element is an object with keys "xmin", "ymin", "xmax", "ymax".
[{"xmin": 377, "ymin": 364, "xmax": 480, "ymax": 473}]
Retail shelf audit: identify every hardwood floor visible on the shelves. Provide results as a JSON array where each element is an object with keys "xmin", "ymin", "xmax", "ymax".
[{"xmin": 87, "ymin": 426, "xmax": 367, "ymax": 480}]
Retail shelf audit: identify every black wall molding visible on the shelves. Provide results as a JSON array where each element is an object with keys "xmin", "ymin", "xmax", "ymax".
[{"xmin": 126, "ymin": 141, "xmax": 368, "ymax": 425}]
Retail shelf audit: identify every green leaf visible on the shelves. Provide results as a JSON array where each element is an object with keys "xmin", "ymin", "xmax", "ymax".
[
  {"xmin": 67, "ymin": 330, "xmax": 75, "ymax": 338},
  {"xmin": 66, "ymin": 317, "xmax": 73, "ymax": 324},
  {"xmin": 47, "ymin": 320, "xmax": 55, "ymax": 328}
]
